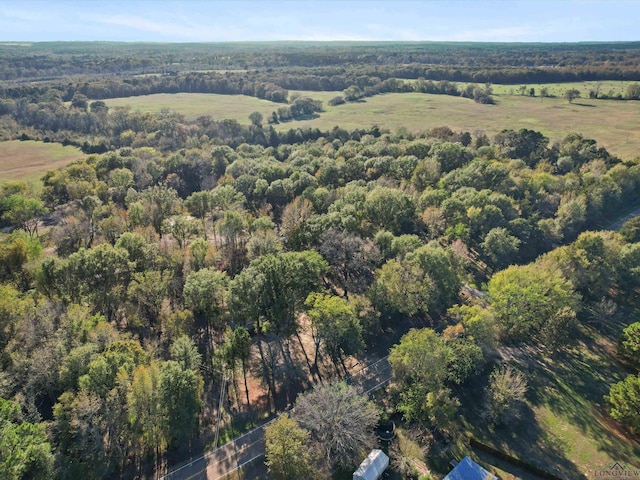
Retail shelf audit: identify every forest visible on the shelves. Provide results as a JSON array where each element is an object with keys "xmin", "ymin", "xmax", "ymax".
[{"xmin": 1, "ymin": 41, "xmax": 640, "ymax": 480}]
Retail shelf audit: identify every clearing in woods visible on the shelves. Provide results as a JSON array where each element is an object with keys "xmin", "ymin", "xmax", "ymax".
[
  {"xmin": 103, "ymin": 88, "xmax": 640, "ymax": 160},
  {"xmin": 104, "ymin": 93, "xmax": 282, "ymax": 123},
  {"xmin": 0, "ymin": 140, "xmax": 86, "ymax": 186},
  {"xmin": 284, "ymin": 92, "xmax": 640, "ymax": 160}
]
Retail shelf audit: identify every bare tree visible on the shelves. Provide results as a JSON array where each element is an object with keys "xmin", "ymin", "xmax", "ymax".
[
  {"xmin": 293, "ymin": 382, "xmax": 379, "ymax": 469},
  {"xmin": 484, "ymin": 365, "xmax": 528, "ymax": 425}
]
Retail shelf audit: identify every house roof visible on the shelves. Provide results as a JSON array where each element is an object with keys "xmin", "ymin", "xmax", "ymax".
[
  {"xmin": 444, "ymin": 456, "xmax": 497, "ymax": 480},
  {"xmin": 353, "ymin": 449, "xmax": 389, "ymax": 480}
]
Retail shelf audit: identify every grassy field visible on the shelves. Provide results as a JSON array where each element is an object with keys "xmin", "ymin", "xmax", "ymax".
[
  {"xmin": 460, "ymin": 314, "xmax": 640, "ymax": 479},
  {"xmin": 487, "ymin": 80, "xmax": 631, "ymax": 98},
  {"xmin": 101, "ymin": 85, "xmax": 640, "ymax": 159},
  {"xmin": 283, "ymin": 92, "xmax": 640, "ymax": 159},
  {"xmin": 104, "ymin": 93, "xmax": 281, "ymax": 123},
  {"xmin": 0, "ymin": 140, "xmax": 86, "ymax": 187}
]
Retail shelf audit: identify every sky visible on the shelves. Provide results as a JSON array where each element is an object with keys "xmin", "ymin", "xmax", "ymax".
[{"xmin": 0, "ymin": 0, "xmax": 638, "ymax": 43}]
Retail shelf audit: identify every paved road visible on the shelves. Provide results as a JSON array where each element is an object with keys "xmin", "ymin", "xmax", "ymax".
[{"xmin": 162, "ymin": 356, "xmax": 393, "ymax": 480}]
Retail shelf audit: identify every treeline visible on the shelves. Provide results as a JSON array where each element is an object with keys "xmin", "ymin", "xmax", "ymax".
[
  {"xmin": 0, "ymin": 68, "xmax": 486, "ymax": 104},
  {"xmin": 3, "ymin": 41, "xmax": 640, "ymax": 82},
  {"xmin": 0, "ymin": 92, "xmax": 364, "ymax": 153},
  {"xmin": 0, "ymin": 78, "xmax": 494, "ymax": 156}
]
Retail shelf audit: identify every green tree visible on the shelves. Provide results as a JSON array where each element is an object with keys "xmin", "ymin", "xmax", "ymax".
[
  {"xmin": 0, "ymin": 283, "xmax": 29, "ymax": 352},
  {"xmin": 389, "ymin": 328, "xmax": 454, "ymax": 424},
  {"xmin": 304, "ymin": 293, "xmax": 364, "ymax": 374},
  {"xmin": 222, "ymin": 326, "xmax": 253, "ymax": 406},
  {"xmin": 166, "ymin": 215, "xmax": 199, "ymax": 249},
  {"xmin": 0, "ymin": 398, "xmax": 54, "ymax": 480},
  {"xmin": 264, "ymin": 414, "xmax": 316, "ymax": 480},
  {"xmin": 128, "ymin": 270, "xmax": 171, "ymax": 326},
  {"xmin": 406, "ymin": 242, "xmax": 461, "ymax": 311},
  {"xmin": 481, "ymin": 227, "xmax": 521, "ymax": 270},
  {"xmin": 619, "ymin": 216, "xmax": 640, "ymax": 243},
  {"xmin": 216, "ymin": 209, "xmax": 246, "ymax": 250},
  {"xmin": 128, "ymin": 363, "xmax": 166, "ymax": 464},
  {"xmin": 626, "ymin": 82, "xmax": 640, "ymax": 100},
  {"xmin": 107, "ymin": 168, "xmax": 134, "ymax": 206},
  {"xmin": 183, "ymin": 268, "xmax": 229, "ymax": 327},
  {"xmin": 188, "ymin": 237, "xmax": 213, "ymax": 271},
  {"xmin": 294, "ymin": 382, "xmax": 379, "ymax": 469},
  {"xmin": 421, "ymin": 388, "xmax": 460, "ymax": 430},
  {"xmin": 248, "ymin": 111, "xmax": 264, "ymax": 126},
  {"xmin": 70, "ymin": 93, "xmax": 89, "ymax": 110},
  {"xmin": 605, "ymin": 372, "xmax": 640, "ymax": 434},
  {"xmin": 446, "ymin": 339, "xmax": 484, "ymax": 385},
  {"xmin": 0, "ymin": 194, "xmax": 48, "ymax": 237},
  {"xmin": 431, "ymin": 142, "xmax": 474, "ymax": 173},
  {"xmin": 554, "ymin": 195, "xmax": 587, "ymax": 243},
  {"xmin": 448, "ymin": 304, "xmax": 499, "ymax": 354},
  {"xmin": 139, "ymin": 185, "xmax": 180, "ymax": 237},
  {"xmin": 170, "ymin": 335, "xmax": 202, "ymax": 371},
  {"xmin": 185, "ymin": 191, "xmax": 212, "ymax": 239},
  {"xmin": 618, "ymin": 322, "xmax": 640, "ymax": 366},
  {"xmin": 364, "ymin": 187, "xmax": 415, "ymax": 235},
  {"xmin": 369, "ymin": 259, "xmax": 434, "ymax": 320},
  {"xmin": 209, "ymin": 185, "xmax": 245, "ymax": 231},
  {"xmin": 231, "ymin": 251, "xmax": 328, "ymax": 335},
  {"xmin": 160, "ymin": 360, "xmax": 203, "ymax": 449},
  {"xmin": 564, "ymin": 88, "xmax": 581, "ymax": 103},
  {"xmin": 65, "ymin": 244, "xmax": 134, "ymax": 319},
  {"xmin": 488, "ymin": 262, "xmax": 579, "ymax": 345},
  {"xmin": 546, "ymin": 231, "xmax": 622, "ymax": 301},
  {"xmin": 228, "ymin": 265, "xmax": 265, "ymax": 332},
  {"xmin": 494, "ymin": 128, "xmax": 549, "ymax": 166}
]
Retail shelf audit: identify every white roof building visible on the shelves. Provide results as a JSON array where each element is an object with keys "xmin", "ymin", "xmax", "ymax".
[
  {"xmin": 444, "ymin": 456, "xmax": 497, "ymax": 480},
  {"xmin": 353, "ymin": 449, "xmax": 389, "ymax": 480}
]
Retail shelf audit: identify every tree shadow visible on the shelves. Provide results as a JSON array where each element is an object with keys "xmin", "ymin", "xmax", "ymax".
[
  {"xmin": 572, "ymin": 102, "xmax": 597, "ymax": 107},
  {"xmin": 491, "ymin": 323, "xmax": 640, "ymax": 474},
  {"xmin": 459, "ymin": 367, "xmax": 588, "ymax": 480}
]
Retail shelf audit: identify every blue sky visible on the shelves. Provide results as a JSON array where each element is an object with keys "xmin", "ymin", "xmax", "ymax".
[{"xmin": 0, "ymin": 1, "xmax": 638, "ymax": 43}]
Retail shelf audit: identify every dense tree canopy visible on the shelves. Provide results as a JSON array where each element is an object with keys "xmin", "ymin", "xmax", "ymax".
[{"xmin": 3, "ymin": 42, "xmax": 640, "ymax": 478}]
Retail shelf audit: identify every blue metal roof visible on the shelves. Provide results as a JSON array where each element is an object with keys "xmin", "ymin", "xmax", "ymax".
[{"xmin": 444, "ymin": 456, "xmax": 497, "ymax": 480}]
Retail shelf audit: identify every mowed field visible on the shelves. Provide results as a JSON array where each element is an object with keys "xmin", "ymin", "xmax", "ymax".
[
  {"xmin": 104, "ymin": 93, "xmax": 281, "ymax": 123},
  {"xmin": 0, "ymin": 140, "xmax": 85, "ymax": 186}
]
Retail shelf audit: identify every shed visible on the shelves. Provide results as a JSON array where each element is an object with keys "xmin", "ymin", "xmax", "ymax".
[
  {"xmin": 444, "ymin": 456, "xmax": 497, "ymax": 480},
  {"xmin": 353, "ymin": 449, "xmax": 389, "ymax": 480}
]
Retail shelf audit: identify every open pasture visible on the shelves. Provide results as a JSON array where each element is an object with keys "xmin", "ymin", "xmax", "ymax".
[
  {"xmin": 101, "ymin": 87, "xmax": 640, "ymax": 159},
  {"xmin": 486, "ymin": 80, "xmax": 631, "ymax": 98},
  {"xmin": 0, "ymin": 140, "xmax": 85, "ymax": 186},
  {"xmin": 104, "ymin": 92, "xmax": 281, "ymax": 123},
  {"xmin": 284, "ymin": 92, "xmax": 640, "ymax": 159}
]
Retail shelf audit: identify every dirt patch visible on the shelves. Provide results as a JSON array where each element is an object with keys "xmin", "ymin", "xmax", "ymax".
[{"xmin": 0, "ymin": 140, "xmax": 86, "ymax": 183}]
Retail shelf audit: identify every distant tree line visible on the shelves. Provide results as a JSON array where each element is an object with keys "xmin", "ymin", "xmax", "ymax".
[{"xmin": 3, "ymin": 41, "xmax": 640, "ymax": 83}]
